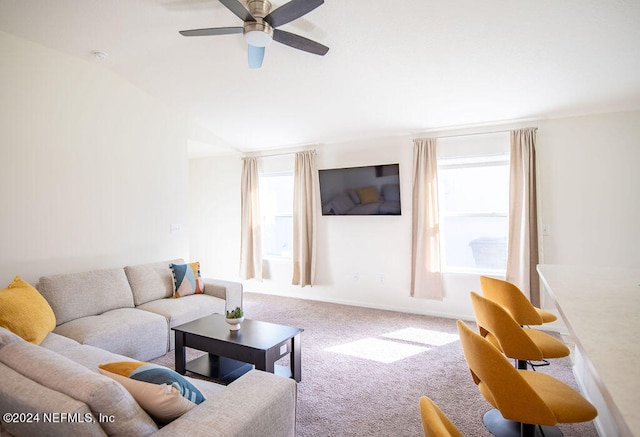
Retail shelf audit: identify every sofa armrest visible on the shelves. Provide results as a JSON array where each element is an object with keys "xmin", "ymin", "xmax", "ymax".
[
  {"xmin": 154, "ymin": 370, "xmax": 297, "ymax": 437},
  {"xmin": 202, "ymin": 278, "xmax": 243, "ymax": 310}
]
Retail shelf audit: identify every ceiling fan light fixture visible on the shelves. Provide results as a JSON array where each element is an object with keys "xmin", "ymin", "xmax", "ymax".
[
  {"xmin": 243, "ymin": 21, "xmax": 273, "ymax": 47},
  {"xmin": 244, "ymin": 30, "xmax": 272, "ymax": 47}
]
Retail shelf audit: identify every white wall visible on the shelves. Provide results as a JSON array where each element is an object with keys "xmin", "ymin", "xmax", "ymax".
[
  {"xmin": 536, "ymin": 111, "xmax": 640, "ymax": 268},
  {"xmin": 188, "ymin": 155, "xmax": 243, "ymax": 281},
  {"xmin": 189, "ymin": 135, "xmax": 483, "ymax": 319},
  {"xmin": 0, "ymin": 32, "xmax": 190, "ymax": 285},
  {"xmin": 188, "ymin": 110, "xmax": 640, "ymax": 321}
]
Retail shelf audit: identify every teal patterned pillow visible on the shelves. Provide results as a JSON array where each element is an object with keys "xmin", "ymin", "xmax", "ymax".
[
  {"xmin": 169, "ymin": 262, "xmax": 203, "ymax": 298},
  {"xmin": 98, "ymin": 361, "xmax": 205, "ymax": 422}
]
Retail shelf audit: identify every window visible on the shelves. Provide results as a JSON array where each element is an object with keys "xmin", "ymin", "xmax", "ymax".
[
  {"xmin": 259, "ymin": 172, "xmax": 294, "ymax": 259},
  {"xmin": 438, "ymin": 154, "xmax": 510, "ymax": 274}
]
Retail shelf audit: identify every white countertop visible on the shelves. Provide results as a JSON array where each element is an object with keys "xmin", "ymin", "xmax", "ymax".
[{"xmin": 537, "ymin": 264, "xmax": 640, "ymax": 437}]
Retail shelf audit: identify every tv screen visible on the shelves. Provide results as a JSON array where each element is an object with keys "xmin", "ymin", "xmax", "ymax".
[{"xmin": 319, "ymin": 164, "xmax": 401, "ymax": 216}]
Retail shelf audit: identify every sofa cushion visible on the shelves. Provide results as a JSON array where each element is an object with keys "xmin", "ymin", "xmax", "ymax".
[
  {"xmin": 138, "ymin": 294, "xmax": 224, "ymax": 329},
  {"xmin": 0, "ymin": 276, "xmax": 56, "ymax": 344},
  {"xmin": 0, "ymin": 341, "xmax": 158, "ymax": 436},
  {"xmin": 124, "ymin": 259, "xmax": 183, "ymax": 306},
  {"xmin": 99, "ymin": 362, "xmax": 205, "ymax": 422},
  {"xmin": 53, "ymin": 308, "xmax": 169, "ymax": 361},
  {"xmin": 170, "ymin": 262, "xmax": 204, "ymax": 298},
  {"xmin": 57, "ymin": 345, "xmax": 137, "ymax": 374},
  {"xmin": 136, "ymin": 294, "xmax": 224, "ymax": 350},
  {"xmin": 0, "ymin": 326, "xmax": 24, "ymax": 349},
  {"xmin": 0, "ymin": 362, "xmax": 106, "ymax": 437},
  {"xmin": 38, "ymin": 268, "xmax": 135, "ymax": 325},
  {"xmin": 40, "ymin": 331, "xmax": 82, "ymax": 352}
]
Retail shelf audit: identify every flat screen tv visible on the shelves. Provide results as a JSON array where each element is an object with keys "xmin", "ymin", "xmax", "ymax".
[{"xmin": 319, "ymin": 163, "xmax": 401, "ymax": 215}]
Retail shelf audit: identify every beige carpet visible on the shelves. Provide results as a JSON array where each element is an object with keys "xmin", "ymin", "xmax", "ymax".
[{"xmin": 152, "ymin": 292, "xmax": 599, "ymax": 437}]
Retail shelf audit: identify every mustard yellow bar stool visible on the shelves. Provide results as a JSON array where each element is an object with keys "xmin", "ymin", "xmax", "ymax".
[
  {"xmin": 470, "ymin": 291, "xmax": 569, "ymax": 370},
  {"xmin": 419, "ymin": 396, "xmax": 463, "ymax": 437},
  {"xmin": 480, "ymin": 276, "xmax": 557, "ymax": 325},
  {"xmin": 457, "ymin": 320, "xmax": 597, "ymax": 437}
]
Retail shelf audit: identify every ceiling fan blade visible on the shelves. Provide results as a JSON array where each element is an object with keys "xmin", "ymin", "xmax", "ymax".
[
  {"xmin": 179, "ymin": 27, "xmax": 243, "ymax": 36},
  {"xmin": 218, "ymin": 0, "xmax": 255, "ymax": 22},
  {"xmin": 273, "ymin": 29, "xmax": 329, "ymax": 56},
  {"xmin": 264, "ymin": 0, "xmax": 324, "ymax": 28},
  {"xmin": 248, "ymin": 45, "xmax": 265, "ymax": 69}
]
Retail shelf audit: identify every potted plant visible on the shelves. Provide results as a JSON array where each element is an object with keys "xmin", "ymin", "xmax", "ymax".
[{"xmin": 225, "ymin": 306, "xmax": 244, "ymax": 331}]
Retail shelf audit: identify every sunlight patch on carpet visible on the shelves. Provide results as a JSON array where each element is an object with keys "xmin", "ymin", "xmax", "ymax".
[
  {"xmin": 381, "ymin": 328, "xmax": 459, "ymax": 346},
  {"xmin": 325, "ymin": 338, "xmax": 429, "ymax": 363}
]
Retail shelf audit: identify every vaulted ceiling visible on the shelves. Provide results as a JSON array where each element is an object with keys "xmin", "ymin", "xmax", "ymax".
[{"xmin": 1, "ymin": 0, "xmax": 639, "ymax": 156}]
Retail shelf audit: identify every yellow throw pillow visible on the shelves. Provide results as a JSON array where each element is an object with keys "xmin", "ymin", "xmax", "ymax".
[
  {"xmin": 356, "ymin": 186, "xmax": 380, "ymax": 205},
  {"xmin": 0, "ymin": 276, "xmax": 56, "ymax": 344}
]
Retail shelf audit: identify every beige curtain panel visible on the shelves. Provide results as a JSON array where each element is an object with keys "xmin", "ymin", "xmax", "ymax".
[
  {"xmin": 507, "ymin": 128, "xmax": 540, "ymax": 306},
  {"xmin": 292, "ymin": 150, "xmax": 318, "ymax": 287},
  {"xmin": 239, "ymin": 157, "xmax": 262, "ymax": 280},
  {"xmin": 411, "ymin": 138, "xmax": 443, "ymax": 300}
]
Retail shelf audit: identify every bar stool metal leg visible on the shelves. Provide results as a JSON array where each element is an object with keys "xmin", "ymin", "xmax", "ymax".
[{"xmin": 484, "ymin": 409, "xmax": 564, "ymax": 437}]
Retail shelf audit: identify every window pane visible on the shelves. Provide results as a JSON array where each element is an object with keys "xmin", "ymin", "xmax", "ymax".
[
  {"xmin": 437, "ymin": 154, "xmax": 509, "ymax": 273},
  {"xmin": 260, "ymin": 174, "xmax": 293, "ymax": 215},
  {"xmin": 441, "ymin": 216, "xmax": 508, "ymax": 271},
  {"xmin": 439, "ymin": 164, "xmax": 509, "ymax": 214},
  {"xmin": 263, "ymin": 215, "xmax": 293, "ymax": 258},
  {"xmin": 259, "ymin": 173, "xmax": 293, "ymax": 259}
]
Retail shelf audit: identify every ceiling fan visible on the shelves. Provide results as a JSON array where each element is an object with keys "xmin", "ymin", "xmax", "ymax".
[{"xmin": 179, "ymin": 0, "xmax": 329, "ymax": 69}]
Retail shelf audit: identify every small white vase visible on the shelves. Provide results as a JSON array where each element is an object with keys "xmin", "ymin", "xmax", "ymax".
[{"xmin": 225, "ymin": 316, "xmax": 244, "ymax": 331}]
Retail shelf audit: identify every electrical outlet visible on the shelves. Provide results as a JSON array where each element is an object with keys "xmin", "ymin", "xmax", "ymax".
[
  {"xmin": 352, "ymin": 272, "xmax": 359, "ymax": 282},
  {"xmin": 542, "ymin": 224, "xmax": 551, "ymax": 236},
  {"xmin": 379, "ymin": 275, "xmax": 384, "ymax": 284}
]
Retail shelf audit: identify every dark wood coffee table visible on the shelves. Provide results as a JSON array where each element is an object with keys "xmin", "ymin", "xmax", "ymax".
[{"xmin": 172, "ymin": 314, "xmax": 303, "ymax": 384}]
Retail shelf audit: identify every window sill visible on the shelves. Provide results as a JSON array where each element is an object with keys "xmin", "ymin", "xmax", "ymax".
[
  {"xmin": 442, "ymin": 267, "xmax": 506, "ymax": 277},
  {"xmin": 263, "ymin": 256, "xmax": 292, "ymax": 262}
]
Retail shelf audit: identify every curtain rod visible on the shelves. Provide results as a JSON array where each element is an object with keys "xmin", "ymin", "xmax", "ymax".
[
  {"xmin": 246, "ymin": 148, "xmax": 317, "ymax": 159},
  {"xmin": 415, "ymin": 127, "xmax": 537, "ymax": 140}
]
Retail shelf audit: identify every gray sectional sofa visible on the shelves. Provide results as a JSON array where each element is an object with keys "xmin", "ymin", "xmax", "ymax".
[
  {"xmin": 0, "ymin": 260, "xmax": 297, "ymax": 436},
  {"xmin": 37, "ymin": 258, "xmax": 243, "ymax": 360}
]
